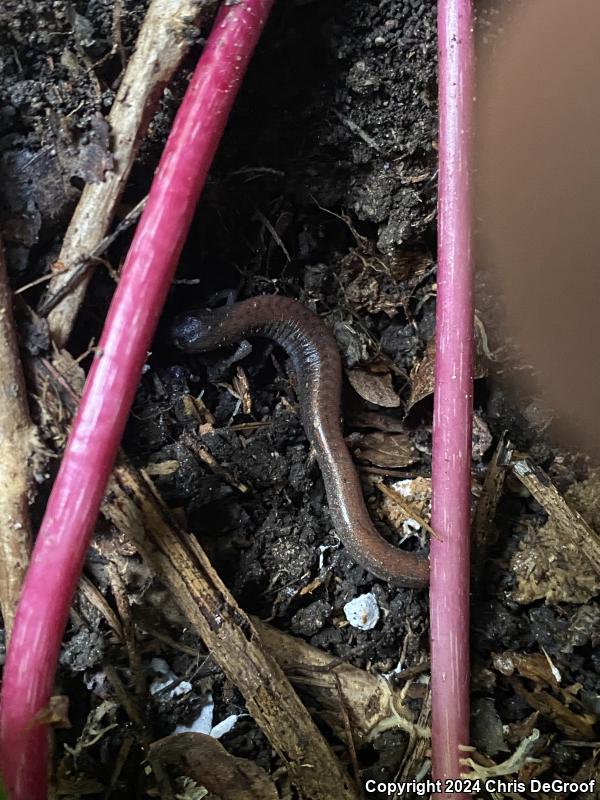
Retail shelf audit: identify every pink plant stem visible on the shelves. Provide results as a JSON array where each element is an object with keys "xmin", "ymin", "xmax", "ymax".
[
  {"xmin": 0, "ymin": 3, "xmax": 274, "ymax": 797},
  {"xmin": 430, "ymin": 0, "xmax": 474, "ymax": 797}
]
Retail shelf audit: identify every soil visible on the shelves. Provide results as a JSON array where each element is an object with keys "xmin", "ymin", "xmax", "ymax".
[{"xmin": 1, "ymin": 1, "xmax": 599, "ymax": 799}]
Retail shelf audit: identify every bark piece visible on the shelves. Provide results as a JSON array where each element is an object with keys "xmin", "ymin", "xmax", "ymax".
[
  {"xmin": 253, "ymin": 618, "xmax": 427, "ymax": 746},
  {"xmin": 149, "ymin": 732, "xmax": 279, "ymax": 800}
]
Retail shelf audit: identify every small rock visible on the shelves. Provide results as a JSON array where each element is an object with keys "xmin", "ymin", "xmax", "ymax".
[{"xmin": 343, "ymin": 592, "xmax": 380, "ymax": 630}]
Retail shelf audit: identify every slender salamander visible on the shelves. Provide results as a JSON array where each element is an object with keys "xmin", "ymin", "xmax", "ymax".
[{"xmin": 172, "ymin": 295, "xmax": 429, "ymax": 587}]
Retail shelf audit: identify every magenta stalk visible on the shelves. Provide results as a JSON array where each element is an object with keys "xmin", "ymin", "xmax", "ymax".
[
  {"xmin": 0, "ymin": 3, "xmax": 275, "ymax": 798},
  {"xmin": 430, "ymin": 0, "xmax": 474, "ymax": 796}
]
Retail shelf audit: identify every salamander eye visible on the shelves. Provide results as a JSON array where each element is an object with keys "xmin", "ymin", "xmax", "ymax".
[{"xmin": 171, "ymin": 310, "xmax": 214, "ymax": 351}]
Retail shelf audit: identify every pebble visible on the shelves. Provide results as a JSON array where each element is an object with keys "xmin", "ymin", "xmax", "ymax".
[{"xmin": 343, "ymin": 592, "xmax": 380, "ymax": 630}]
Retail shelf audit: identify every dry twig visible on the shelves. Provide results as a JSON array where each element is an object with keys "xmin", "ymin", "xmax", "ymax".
[
  {"xmin": 40, "ymin": 0, "xmax": 215, "ymax": 345},
  {"xmin": 0, "ymin": 243, "xmax": 34, "ymax": 636}
]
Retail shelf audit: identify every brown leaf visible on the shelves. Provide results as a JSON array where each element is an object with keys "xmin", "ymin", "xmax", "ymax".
[
  {"xmin": 69, "ymin": 114, "xmax": 114, "ymax": 184},
  {"xmin": 503, "ymin": 712, "xmax": 540, "ymax": 746},
  {"xmin": 407, "ymin": 338, "xmax": 436, "ymax": 409},
  {"xmin": 347, "ymin": 367, "xmax": 401, "ymax": 408},
  {"xmin": 149, "ymin": 733, "xmax": 278, "ymax": 800},
  {"xmin": 31, "ymin": 695, "xmax": 71, "ymax": 729},
  {"xmin": 492, "ymin": 651, "xmax": 559, "ymax": 689},
  {"xmin": 407, "ymin": 332, "xmax": 488, "ymax": 411},
  {"xmin": 347, "ymin": 408, "xmax": 406, "ymax": 432},
  {"xmin": 352, "ymin": 431, "xmax": 418, "ymax": 469},
  {"xmin": 342, "ymin": 249, "xmax": 433, "ymax": 317},
  {"xmin": 253, "ymin": 618, "xmax": 419, "ymax": 746}
]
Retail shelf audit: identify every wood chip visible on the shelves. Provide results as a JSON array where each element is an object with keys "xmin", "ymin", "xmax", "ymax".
[{"xmin": 0, "ymin": 243, "xmax": 34, "ymax": 636}]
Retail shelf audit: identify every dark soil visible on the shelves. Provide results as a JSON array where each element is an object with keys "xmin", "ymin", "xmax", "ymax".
[{"xmin": 1, "ymin": 1, "xmax": 599, "ymax": 799}]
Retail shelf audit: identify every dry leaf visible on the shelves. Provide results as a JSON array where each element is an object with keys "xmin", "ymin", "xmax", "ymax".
[
  {"xmin": 352, "ymin": 431, "xmax": 418, "ymax": 468},
  {"xmin": 471, "ymin": 413, "xmax": 493, "ymax": 460},
  {"xmin": 407, "ymin": 338, "xmax": 436, "ymax": 409},
  {"xmin": 408, "ymin": 332, "xmax": 488, "ymax": 410},
  {"xmin": 503, "ymin": 712, "xmax": 540, "ymax": 747},
  {"xmin": 378, "ymin": 476, "xmax": 432, "ymax": 537},
  {"xmin": 31, "ymin": 695, "xmax": 71, "ymax": 729},
  {"xmin": 347, "ymin": 367, "xmax": 401, "ymax": 408},
  {"xmin": 492, "ymin": 650, "xmax": 598, "ymax": 740},
  {"xmin": 472, "ymin": 435, "xmax": 511, "ymax": 590},
  {"xmin": 149, "ymin": 733, "xmax": 278, "ymax": 800},
  {"xmin": 492, "ymin": 651, "xmax": 559, "ymax": 689},
  {"xmin": 347, "ymin": 408, "xmax": 406, "ymax": 432},
  {"xmin": 252, "ymin": 619, "xmax": 425, "ymax": 745},
  {"xmin": 342, "ymin": 249, "xmax": 433, "ymax": 317}
]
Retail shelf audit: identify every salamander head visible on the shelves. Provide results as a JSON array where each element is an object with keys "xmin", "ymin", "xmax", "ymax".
[{"xmin": 171, "ymin": 309, "xmax": 219, "ymax": 352}]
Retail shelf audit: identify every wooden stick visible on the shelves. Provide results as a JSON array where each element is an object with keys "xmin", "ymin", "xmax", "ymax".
[
  {"xmin": 40, "ymin": 0, "xmax": 214, "ymax": 345},
  {"xmin": 0, "ymin": 243, "xmax": 33, "ymax": 637}
]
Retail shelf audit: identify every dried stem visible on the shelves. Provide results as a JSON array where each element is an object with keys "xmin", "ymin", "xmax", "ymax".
[
  {"xmin": 0, "ymin": 243, "xmax": 33, "ymax": 638},
  {"xmin": 39, "ymin": 0, "xmax": 215, "ymax": 345}
]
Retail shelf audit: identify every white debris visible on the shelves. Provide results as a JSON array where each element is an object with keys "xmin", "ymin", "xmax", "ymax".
[
  {"xmin": 174, "ymin": 696, "xmax": 214, "ymax": 735},
  {"xmin": 174, "ymin": 696, "xmax": 242, "ymax": 739},
  {"xmin": 149, "ymin": 659, "xmax": 192, "ymax": 699},
  {"xmin": 209, "ymin": 714, "xmax": 240, "ymax": 739},
  {"xmin": 150, "ymin": 658, "xmax": 171, "ymax": 675},
  {"xmin": 343, "ymin": 592, "xmax": 380, "ymax": 630},
  {"xmin": 150, "ymin": 676, "xmax": 192, "ymax": 698},
  {"xmin": 318, "ymin": 542, "xmax": 340, "ymax": 570},
  {"xmin": 393, "ymin": 479, "xmax": 417, "ymax": 497},
  {"xmin": 401, "ymin": 516, "xmax": 422, "ymax": 540}
]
